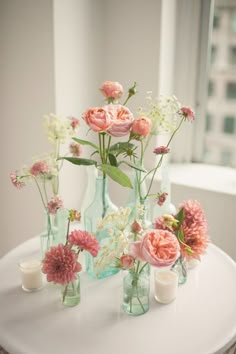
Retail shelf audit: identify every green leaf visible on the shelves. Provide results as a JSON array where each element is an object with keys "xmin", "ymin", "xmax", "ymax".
[
  {"xmin": 72, "ymin": 137, "xmax": 99, "ymax": 150},
  {"xmin": 108, "ymin": 153, "xmax": 118, "ymax": 167},
  {"xmin": 58, "ymin": 157, "xmax": 97, "ymax": 166},
  {"xmin": 100, "ymin": 164, "xmax": 133, "ymax": 188},
  {"xmin": 119, "ymin": 160, "xmax": 146, "ymax": 172},
  {"xmin": 175, "ymin": 208, "xmax": 185, "ymax": 225},
  {"xmin": 108, "ymin": 142, "xmax": 135, "ymax": 154}
]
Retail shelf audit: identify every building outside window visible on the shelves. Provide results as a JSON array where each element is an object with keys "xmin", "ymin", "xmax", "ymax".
[{"xmin": 204, "ymin": 0, "xmax": 236, "ymax": 167}]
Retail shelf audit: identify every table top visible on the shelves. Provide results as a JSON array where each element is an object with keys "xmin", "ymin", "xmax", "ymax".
[{"xmin": 0, "ymin": 238, "xmax": 236, "ymax": 354}]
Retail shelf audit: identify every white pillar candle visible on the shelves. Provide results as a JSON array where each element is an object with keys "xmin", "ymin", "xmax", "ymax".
[
  {"xmin": 19, "ymin": 259, "xmax": 43, "ymax": 292},
  {"xmin": 154, "ymin": 270, "xmax": 178, "ymax": 304}
]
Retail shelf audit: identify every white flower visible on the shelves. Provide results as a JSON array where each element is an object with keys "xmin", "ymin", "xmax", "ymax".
[{"xmin": 43, "ymin": 113, "xmax": 74, "ymax": 144}]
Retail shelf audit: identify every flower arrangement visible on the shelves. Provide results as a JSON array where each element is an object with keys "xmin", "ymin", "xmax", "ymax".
[
  {"xmin": 42, "ymin": 211, "xmax": 99, "ymax": 305},
  {"xmin": 10, "ymin": 114, "xmax": 80, "ymax": 253}
]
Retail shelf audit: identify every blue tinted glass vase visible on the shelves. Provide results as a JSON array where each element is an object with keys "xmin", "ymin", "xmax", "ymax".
[
  {"xmin": 40, "ymin": 208, "xmax": 68, "ymax": 259},
  {"xmin": 83, "ymin": 175, "xmax": 119, "ymax": 279}
]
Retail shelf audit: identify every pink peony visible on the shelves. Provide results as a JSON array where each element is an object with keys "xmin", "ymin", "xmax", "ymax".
[
  {"xmin": 178, "ymin": 200, "xmax": 209, "ymax": 260},
  {"xmin": 68, "ymin": 229, "xmax": 100, "ymax": 257},
  {"xmin": 120, "ymin": 254, "xmax": 135, "ymax": 269},
  {"xmin": 105, "ymin": 104, "xmax": 134, "ymax": 137},
  {"xmin": 83, "ymin": 107, "xmax": 113, "ymax": 132},
  {"xmin": 131, "ymin": 117, "xmax": 152, "ymax": 138},
  {"xmin": 30, "ymin": 161, "xmax": 50, "ymax": 176},
  {"xmin": 70, "ymin": 117, "xmax": 80, "ymax": 130},
  {"xmin": 10, "ymin": 171, "xmax": 25, "ymax": 189},
  {"xmin": 69, "ymin": 142, "xmax": 82, "ymax": 157},
  {"xmin": 131, "ymin": 220, "xmax": 142, "ymax": 233},
  {"xmin": 157, "ymin": 192, "xmax": 168, "ymax": 206},
  {"xmin": 100, "ymin": 81, "xmax": 124, "ymax": 100},
  {"xmin": 179, "ymin": 107, "xmax": 195, "ymax": 122},
  {"xmin": 47, "ymin": 196, "xmax": 63, "ymax": 215},
  {"xmin": 129, "ymin": 229, "xmax": 180, "ymax": 267},
  {"xmin": 153, "ymin": 146, "xmax": 170, "ymax": 155},
  {"xmin": 42, "ymin": 244, "xmax": 82, "ymax": 285}
]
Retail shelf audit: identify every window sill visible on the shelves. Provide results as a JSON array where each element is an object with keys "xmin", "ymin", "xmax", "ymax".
[{"xmin": 169, "ymin": 163, "xmax": 236, "ymax": 196}]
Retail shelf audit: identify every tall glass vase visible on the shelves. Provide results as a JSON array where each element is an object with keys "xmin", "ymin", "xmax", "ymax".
[
  {"xmin": 61, "ymin": 274, "xmax": 80, "ymax": 307},
  {"xmin": 83, "ymin": 175, "xmax": 119, "ymax": 279},
  {"xmin": 127, "ymin": 167, "xmax": 151, "ymax": 229},
  {"xmin": 152, "ymin": 155, "xmax": 176, "ymax": 220},
  {"xmin": 40, "ymin": 208, "xmax": 68, "ymax": 259}
]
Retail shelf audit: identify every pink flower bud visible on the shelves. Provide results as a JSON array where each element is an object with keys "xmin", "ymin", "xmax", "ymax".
[
  {"xmin": 131, "ymin": 220, "xmax": 142, "ymax": 233},
  {"xmin": 131, "ymin": 117, "xmax": 152, "ymax": 138},
  {"xmin": 153, "ymin": 146, "xmax": 170, "ymax": 155},
  {"xmin": 100, "ymin": 81, "xmax": 124, "ymax": 100},
  {"xmin": 157, "ymin": 192, "xmax": 168, "ymax": 206},
  {"xmin": 120, "ymin": 254, "xmax": 135, "ymax": 269}
]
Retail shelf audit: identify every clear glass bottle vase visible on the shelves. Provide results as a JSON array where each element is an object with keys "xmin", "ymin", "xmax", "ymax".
[
  {"xmin": 83, "ymin": 175, "xmax": 119, "ymax": 279},
  {"xmin": 171, "ymin": 255, "xmax": 188, "ymax": 285},
  {"xmin": 122, "ymin": 267, "xmax": 150, "ymax": 316},
  {"xmin": 40, "ymin": 208, "xmax": 68, "ymax": 260},
  {"xmin": 61, "ymin": 274, "xmax": 80, "ymax": 307}
]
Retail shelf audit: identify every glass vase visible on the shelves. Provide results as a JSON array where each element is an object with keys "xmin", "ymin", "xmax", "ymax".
[
  {"xmin": 127, "ymin": 166, "xmax": 151, "ymax": 229},
  {"xmin": 61, "ymin": 274, "xmax": 80, "ymax": 307},
  {"xmin": 171, "ymin": 255, "xmax": 188, "ymax": 285},
  {"xmin": 122, "ymin": 268, "xmax": 150, "ymax": 316},
  {"xmin": 83, "ymin": 175, "xmax": 119, "ymax": 279},
  {"xmin": 152, "ymin": 155, "xmax": 176, "ymax": 220},
  {"xmin": 40, "ymin": 208, "xmax": 68, "ymax": 259}
]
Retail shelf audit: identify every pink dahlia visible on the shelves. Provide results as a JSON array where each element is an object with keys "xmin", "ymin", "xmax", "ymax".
[
  {"xmin": 10, "ymin": 171, "xmax": 25, "ymax": 189},
  {"xmin": 42, "ymin": 244, "xmax": 82, "ymax": 285},
  {"xmin": 153, "ymin": 146, "xmax": 170, "ymax": 155},
  {"xmin": 179, "ymin": 200, "xmax": 209, "ymax": 260},
  {"xmin": 47, "ymin": 196, "xmax": 63, "ymax": 215},
  {"xmin": 30, "ymin": 161, "xmax": 50, "ymax": 176},
  {"xmin": 179, "ymin": 107, "xmax": 195, "ymax": 122},
  {"xmin": 68, "ymin": 230, "xmax": 100, "ymax": 257},
  {"xmin": 69, "ymin": 142, "xmax": 82, "ymax": 157},
  {"xmin": 157, "ymin": 192, "xmax": 168, "ymax": 206}
]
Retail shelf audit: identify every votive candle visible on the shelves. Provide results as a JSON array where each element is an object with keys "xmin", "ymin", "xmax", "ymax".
[
  {"xmin": 154, "ymin": 270, "xmax": 178, "ymax": 304},
  {"xmin": 19, "ymin": 259, "xmax": 43, "ymax": 292}
]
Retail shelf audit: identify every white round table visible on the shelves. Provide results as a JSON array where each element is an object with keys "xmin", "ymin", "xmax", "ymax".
[{"xmin": 0, "ymin": 238, "xmax": 236, "ymax": 354}]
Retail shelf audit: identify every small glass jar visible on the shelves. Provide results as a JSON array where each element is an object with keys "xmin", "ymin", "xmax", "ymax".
[
  {"xmin": 61, "ymin": 274, "xmax": 80, "ymax": 307},
  {"xmin": 171, "ymin": 256, "xmax": 188, "ymax": 285},
  {"xmin": 19, "ymin": 259, "xmax": 44, "ymax": 292},
  {"xmin": 122, "ymin": 270, "xmax": 150, "ymax": 316}
]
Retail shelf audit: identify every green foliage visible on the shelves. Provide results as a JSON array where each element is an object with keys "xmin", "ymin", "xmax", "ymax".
[
  {"xmin": 59, "ymin": 157, "xmax": 97, "ymax": 166},
  {"xmin": 100, "ymin": 164, "xmax": 133, "ymax": 188}
]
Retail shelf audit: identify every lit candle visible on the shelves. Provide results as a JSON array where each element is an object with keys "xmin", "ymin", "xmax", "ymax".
[
  {"xmin": 154, "ymin": 270, "xmax": 178, "ymax": 304},
  {"xmin": 19, "ymin": 259, "xmax": 43, "ymax": 292}
]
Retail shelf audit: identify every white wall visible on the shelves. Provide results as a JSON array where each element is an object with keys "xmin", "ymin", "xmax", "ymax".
[{"xmin": 0, "ymin": 0, "xmax": 55, "ymax": 257}]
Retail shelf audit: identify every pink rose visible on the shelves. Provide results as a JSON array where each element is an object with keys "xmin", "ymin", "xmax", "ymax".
[
  {"xmin": 105, "ymin": 104, "xmax": 134, "ymax": 137},
  {"xmin": 131, "ymin": 117, "xmax": 152, "ymax": 138},
  {"xmin": 100, "ymin": 81, "xmax": 124, "ymax": 100},
  {"xmin": 120, "ymin": 254, "xmax": 135, "ymax": 269},
  {"xmin": 129, "ymin": 229, "xmax": 180, "ymax": 267},
  {"xmin": 83, "ymin": 107, "xmax": 113, "ymax": 132}
]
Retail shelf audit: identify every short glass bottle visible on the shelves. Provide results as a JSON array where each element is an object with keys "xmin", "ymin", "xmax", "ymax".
[
  {"xmin": 61, "ymin": 274, "xmax": 80, "ymax": 307},
  {"xmin": 122, "ymin": 267, "xmax": 150, "ymax": 316},
  {"xmin": 171, "ymin": 255, "xmax": 188, "ymax": 285}
]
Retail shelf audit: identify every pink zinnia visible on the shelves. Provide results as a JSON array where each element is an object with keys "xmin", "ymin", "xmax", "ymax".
[
  {"xmin": 70, "ymin": 117, "xmax": 80, "ymax": 129},
  {"xmin": 42, "ymin": 244, "xmax": 82, "ymax": 285},
  {"xmin": 10, "ymin": 171, "xmax": 25, "ymax": 189},
  {"xmin": 30, "ymin": 161, "xmax": 50, "ymax": 176},
  {"xmin": 69, "ymin": 142, "xmax": 82, "ymax": 157},
  {"xmin": 157, "ymin": 192, "xmax": 168, "ymax": 206},
  {"xmin": 68, "ymin": 230, "xmax": 100, "ymax": 257},
  {"xmin": 179, "ymin": 200, "xmax": 209, "ymax": 260},
  {"xmin": 179, "ymin": 107, "xmax": 195, "ymax": 122},
  {"xmin": 47, "ymin": 196, "xmax": 63, "ymax": 215},
  {"xmin": 153, "ymin": 146, "xmax": 170, "ymax": 155}
]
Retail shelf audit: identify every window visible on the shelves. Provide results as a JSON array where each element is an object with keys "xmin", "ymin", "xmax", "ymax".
[
  {"xmin": 206, "ymin": 113, "xmax": 212, "ymax": 132},
  {"xmin": 223, "ymin": 116, "xmax": 236, "ymax": 134},
  {"xmin": 229, "ymin": 46, "xmax": 236, "ymax": 65},
  {"xmin": 226, "ymin": 82, "xmax": 236, "ymax": 99},
  {"xmin": 213, "ymin": 12, "xmax": 220, "ymax": 29},
  {"xmin": 231, "ymin": 9, "xmax": 236, "ymax": 32},
  {"xmin": 211, "ymin": 45, "xmax": 217, "ymax": 64},
  {"xmin": 208, "ymin": 80, "xmax": 215, "ymax": 96}
]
